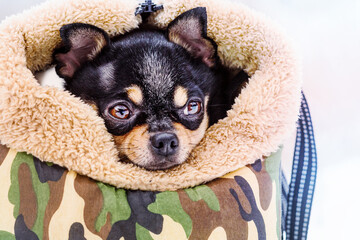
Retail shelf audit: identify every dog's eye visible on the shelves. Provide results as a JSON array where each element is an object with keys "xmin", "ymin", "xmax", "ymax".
[
  {"xmin": 184, "ymin": 101, "xmax": 202, "ymax": 115},
  {"xmin": 110, "ymin": 104, "xmax": 131, "ymax": 119}
]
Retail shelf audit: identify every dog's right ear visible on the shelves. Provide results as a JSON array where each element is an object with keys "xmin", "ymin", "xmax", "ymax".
[
  {"xmin": 167, "ymin": 7, "xmax": 216, "ymax": 68},
  {"xmin": 54, "ymin": 23, "xmax": 110, "ymax": 79}
]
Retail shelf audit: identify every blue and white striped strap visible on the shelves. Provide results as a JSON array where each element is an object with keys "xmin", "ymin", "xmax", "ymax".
[{"xmin": 284, "ymin": 92, "xmax": 317, "ymax": 239}]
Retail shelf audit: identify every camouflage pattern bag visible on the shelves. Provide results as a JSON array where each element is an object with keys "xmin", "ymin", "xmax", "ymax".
[{"xmin": 0, "ymin": 144, "xmax": 282, "ymax": 240}]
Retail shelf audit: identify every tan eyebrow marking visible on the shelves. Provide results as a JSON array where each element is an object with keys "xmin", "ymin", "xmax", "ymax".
[
  {"xmin": 174, "ymin": 86, "xmax": 188, "ymax": 107},
  {"xmin": 126, "ymin": 85, "xmax": 143, "ymax": 105}
]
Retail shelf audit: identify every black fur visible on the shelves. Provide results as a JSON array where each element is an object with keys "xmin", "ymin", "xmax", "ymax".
[
  {"xmin": 54, "ymin": 8, "xmax": 248, "ymax": 169},
  {"xmin": 63, "ymin": 29, "xmax": 218, "ymax": 134}
]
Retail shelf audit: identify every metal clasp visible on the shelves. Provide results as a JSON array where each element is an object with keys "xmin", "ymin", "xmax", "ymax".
[{"xmin": 135, "ymin": 0, "xmax": 164, "ymax": 16}]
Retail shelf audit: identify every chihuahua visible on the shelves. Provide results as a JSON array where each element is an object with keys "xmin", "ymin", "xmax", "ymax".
[{"xmin": 53, "ymin": 7, "xmax": 246, "ymax": 170}]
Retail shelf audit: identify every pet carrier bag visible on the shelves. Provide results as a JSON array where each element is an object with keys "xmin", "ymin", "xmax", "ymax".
[{"xmin": 0, "ymin": 0, "xmax": 316, "ymax": 239}]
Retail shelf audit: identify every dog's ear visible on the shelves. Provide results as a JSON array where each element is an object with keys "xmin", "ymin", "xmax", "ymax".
[
  {"xmin": 54, "ymin": 23, "xmax": 110, "ymax": 79},
  {"xmin": 167, "ymin": 7, "xmax": 216, "ymax": 68}
]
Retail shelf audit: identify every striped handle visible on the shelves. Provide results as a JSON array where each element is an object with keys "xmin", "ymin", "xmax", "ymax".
[{"xmin": 283, "ymin": 92, "xmax": 317, "ymax": 240}]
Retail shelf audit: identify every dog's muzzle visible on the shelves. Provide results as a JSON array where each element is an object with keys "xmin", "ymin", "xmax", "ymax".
[{"xmin": 150, "ymin": 132, "xmax": 179, "ymax": 158}]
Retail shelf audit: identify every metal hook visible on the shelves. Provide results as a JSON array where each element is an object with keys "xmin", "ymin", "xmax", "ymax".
[{"xmin": 135, "ymin": 0, "xmax": 164, "ymax": 16}]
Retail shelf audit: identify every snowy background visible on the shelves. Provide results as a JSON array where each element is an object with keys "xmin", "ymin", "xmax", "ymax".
[{"xmin": 1, "ymin": 0, "xmax": 359, "ymax": 239}]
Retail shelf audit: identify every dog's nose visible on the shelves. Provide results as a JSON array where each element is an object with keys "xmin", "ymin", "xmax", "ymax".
[{"xmin": 150, "ymin": 133, "xmax": 179, "ymax": 157}]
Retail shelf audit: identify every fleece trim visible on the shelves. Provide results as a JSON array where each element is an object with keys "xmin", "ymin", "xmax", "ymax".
[{"xmin": 0, "ymin": 0, "xmax": 301, "ymax": 191}]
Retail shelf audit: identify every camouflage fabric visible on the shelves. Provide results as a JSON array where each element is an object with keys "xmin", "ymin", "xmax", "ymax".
[{"xmin": 0, "ymin": 144, "xmax": 282, "ymax": 240}]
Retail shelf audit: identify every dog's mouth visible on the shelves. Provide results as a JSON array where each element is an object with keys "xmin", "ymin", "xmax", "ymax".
[
  {"xmin": 144, "ymin": 157, "xmax": 181, "ymax": 170},
  {"xmin": 118, "ymin": 145, "xmax": 186, "ymax": 171}
]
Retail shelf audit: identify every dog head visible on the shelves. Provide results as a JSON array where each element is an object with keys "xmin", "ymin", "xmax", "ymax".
[{"xmin": 54, "ymin": 8, "xmax": 219, "ymax": 170}]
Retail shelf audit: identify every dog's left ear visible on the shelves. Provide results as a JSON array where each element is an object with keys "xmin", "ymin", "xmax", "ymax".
[{"xmin": 167, "ymin": 7, "xmax": 216, "ymax": 68}]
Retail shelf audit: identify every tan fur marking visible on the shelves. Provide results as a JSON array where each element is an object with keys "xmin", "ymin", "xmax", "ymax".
[
  {"xmin": 174, "ymin": 86, "xmax": 188, "ymax": 107},
  {"xmin": 126, "ymin": 85, "xmax": 143, "ymax": 105},
  {"xmin": 113, "ymin": 125, "xmax": 151, "ymax": 166},
  {"xmin": 173, "ymin": 97, "xmax": 209, "ymax": 162}
]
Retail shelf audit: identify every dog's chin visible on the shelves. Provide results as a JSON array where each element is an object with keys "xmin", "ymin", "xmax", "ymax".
[
  {"xmin": 141, "ymin": 155, "xmax": 185, "ymax": 170},
  {"xmin": 143, "ymin": 161, "xmax": 180, "ymax": 170},
  {"xmin": 120, "ymin": 154, "xmax": 186, "ymax": 171}
]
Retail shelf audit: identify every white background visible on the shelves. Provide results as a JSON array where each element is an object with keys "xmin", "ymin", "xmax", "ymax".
[
  {"xmin": 1, "ymin": 0, "xmax": 359, "ymax": 239},
  {"xmin": 239, "ymin": 0, "xmax": 360, "ymax": 239}
]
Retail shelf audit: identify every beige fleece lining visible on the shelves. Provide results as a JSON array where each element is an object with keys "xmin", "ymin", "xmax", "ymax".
[{"xmin": 0, "ymin": 0, "xmax": 301, "ymax": 191}]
